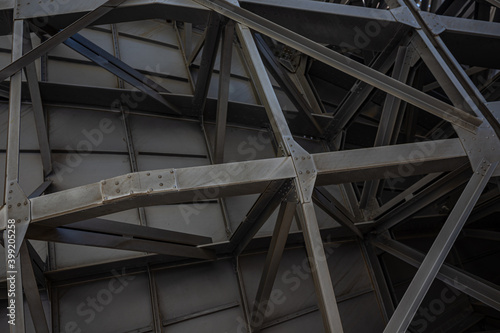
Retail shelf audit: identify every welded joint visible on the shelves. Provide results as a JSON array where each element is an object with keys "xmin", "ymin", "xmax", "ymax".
[
  {"xmin": 100, "ymin": 169, "xmax": 177, "ymax": 202},
  {"xmin": 284, "ymin": 136, "xmax": 316, "ymax": 203},
  {"xmin": 389, "ymin": 6, "xmax": 419, "ymax": 29},
  {"xmin": 456, "ymin": 103, "xmax": 500, "ymax": 175}
]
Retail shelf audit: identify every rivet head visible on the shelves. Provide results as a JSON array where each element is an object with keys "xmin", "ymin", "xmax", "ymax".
[
  {"xmin": 24, "ymin": 217, "xmax": 28, "ymax": 221},
  {"xmin": 115, "ymin": 181, "xmax": 119, "ymax": 185},
  {"xmin": 17, "ymin": 203, "xmax": 21, "ymax": 207},
  {"xmin": 116, "ymin": 189, "xmax": 120, "ymax": 193},
  {"xmin": 147, "ymin": 172, "xmax": 151, "ymax": 176},
  {"xmin": 24, "ymin": 201, "xmax": 27, "ymax": 205},
  {"xmin": 302, "ymin": 157, "xmax": 305, "ymax": 160},
  {"xmin": 102, "ymin": 181, "xmax": 107, "ymax": 185},
  {"xmin": 299, "ymin": 171, "xmax": 302, "ymax": 174},
  {"xmin": 306, "ymin": 170, "xmax": 310, "ymax": 174},
  {"xmin": 159, "ymin": 183, "xmax": 163, "ymax": 186},
  {"xmin": 158, "ymin": 175, "xmax": 162, "ymax": 179},
  {"xmin": 127, "ymin": 175, "xmax": 132, "ymax": 178},
  {"xmin": 8, "ymin": 205, "xmax": 12, "ymax": 209},
  {"xmin": 170, "ymin": 170, "xmax": 174, "ymax": 174},
  {"xmin": 8, "ymin": 190, "xmax": 12, "ymax": 193}
]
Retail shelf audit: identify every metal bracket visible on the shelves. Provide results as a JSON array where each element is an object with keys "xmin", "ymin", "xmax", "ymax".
[
  {"xmin": 101, "ymin": 169, "xmax": 177, "ymax": 202},
  {"xmin": 284, "ymin": 136, "xmax": 317, "ymax": 203},
  {"xmin": 420, "ymin": 12, "xmax": 446, "ymax": 35},
  {"xmin": 456, "ymin": 102, "xmax": 500, "ymax": 176},
  {"xmin": 2, "ymin": 182, "xmax": 30, "ymax": 255},
  {"xmin": 390, "ymin": 6, "xmax": 420, "ymax": 29}
]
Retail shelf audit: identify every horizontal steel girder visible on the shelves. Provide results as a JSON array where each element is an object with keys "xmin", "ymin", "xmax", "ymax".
[{"xmin": 4, "ymin": 138, "xmax": 468, "ymax": 228}]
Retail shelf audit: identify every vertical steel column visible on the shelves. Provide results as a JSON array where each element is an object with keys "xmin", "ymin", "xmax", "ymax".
[
  {"xmin": 3, "ymin": 18, "xmax": 26, "ymax": 333},
  {"xmin": 383, "ymin": 159, "xmax": 498, "ymax": 333}
]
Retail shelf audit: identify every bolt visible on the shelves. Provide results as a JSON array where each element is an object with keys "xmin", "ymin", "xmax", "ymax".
[{"xmin": 149, "ymin": 188, "xmax": 153, "ymax": 192}]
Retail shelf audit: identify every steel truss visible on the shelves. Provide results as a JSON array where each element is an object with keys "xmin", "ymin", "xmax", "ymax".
[{"xmin": 0, "ymin": 0, "xmax": 499, "ymax": 332}]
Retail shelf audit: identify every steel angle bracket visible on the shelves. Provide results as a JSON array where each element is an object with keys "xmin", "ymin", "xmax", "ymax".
[
  {"xmin": 100, "ymin": 169, "xmax": 177, "ymax": 202},
  {"xmin": 390, "ymin": 6, "xmax": 420, "ymax": 29},
  {"xmin": 284, "ymin": 136, "xmax": 317, "ymax": 203},
  {"xmin": 456, "ymin": 102, "xmax": 500, "ymax": 176},
  {"xmin": 1, "ymin": 182, "xmax": 30, "ymax": 256},
  {"xmin": 420, "ymin": 12, "xmax": 446, "ymax": 36}
]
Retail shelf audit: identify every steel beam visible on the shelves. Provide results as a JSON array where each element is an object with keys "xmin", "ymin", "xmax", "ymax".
[
  {"xmin": 190, "ymin": 0, "xmax": 482, "ymax": 133},
  {"xmin": 250, "ymin": 200, "xmax": 296, "ymax": 332},
  {"xmin": 22, "ymin": 23, "xmax": 52, "ymax": 176},
  {"xmin": 372, "ymin": 237, "xmax": 500, "ymax": 312},
  {"xmin": 314, "ymin": 139, "xmax": 468, "ymax": 186},
  {"xmin": 26, "ymin": 224, "xmax": 216, "ymax": 260},
  {"xmin": 229, "ymin": 180, "xmax": 292, "ymax": 255},
  {"xmin": 22, "ymin": 139, "xmax": 469, "ymax": 228},
  {"xmin": 326, "ymin": 35, "xmax": 401, "ymax": 141},
  {"xmin": 254, "ymin": 33, "xmax": 323, "ymax": 135},
  {"xmin": 63, "ymin": 218, "xmax": 212, "ymax": 246},
  {"xmin": 374, "ymin": 163, "xmax": 471, "ymax": 233},
  {"xmin": 360, "ymin": 240, "xmax": 395, "ymax": 322},
  {"xmin": 192, "ymin": 12, "xmax": 223, "ymax": 116},
  {"xmin": 297, "ymin": 201, "xmax": 344, "ymax": 333},
  {"xmin": 19, "ymin": 242, "xmax": 49, "ymax": 333},
  {"xmin": 0, "ymin": 0, "xmax": 129, "ymax": 83},
  {"xmin": 29, "ymin": 157, "xmax": 296, "ymax": 227},
  {"xmin": 359, "ymin": 46, "xmax": 413, "ymax": 209},
  {"xmin": 382, "ymin": 159, "xmax": 497, "ymax": 333},
  {"xmin": 392, "ymin": 0, "xmax": 500, "ymax": 138},
  {"xmin": 312, "ymin": 187, "xmax": 363, "ymax": 239},
  {"xmin": 214, "ymin": 21, "xmax": 234, "ymax": 164}
]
